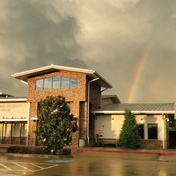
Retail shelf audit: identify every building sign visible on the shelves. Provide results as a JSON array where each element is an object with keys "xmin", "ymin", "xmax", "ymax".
[
  {"xmin": 0, "ymin": 103, "xmax": 29, "ymax": 118},
  {"xmin": 98, "ymin": 127, "xmax": 104, "ymax": 137}
]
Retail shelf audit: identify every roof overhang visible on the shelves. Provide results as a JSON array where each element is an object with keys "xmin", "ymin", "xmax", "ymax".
[
  {"xmin": 102, "ymin": 95, "xmax": 121, "ymax": 103},
  {"xmin": 0, "ymin": 98, "xmax": 27, "ymax": 102},
  {"xmin": 0, "ymin": 92, "xmax": 14, "ymax": 97},
  {"xmin": 0, "ymin": 118, "xmax": 28, "ymax": 122},
  {"xmin": 12, "ymin": 64, "xmax": 112, "ymax": 89},
  {"xmin": 92, "ymin": 110, "xmax": 175, "ymax": 115}
]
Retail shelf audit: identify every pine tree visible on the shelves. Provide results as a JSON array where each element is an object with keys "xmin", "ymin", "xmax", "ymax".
[
  {"xmin": 35, "ymin": 95, "xmax": 77, "ymax": 154},
  {"xmin": 118, "ymin": 109, "xmax": 140, "ymax": 149}
]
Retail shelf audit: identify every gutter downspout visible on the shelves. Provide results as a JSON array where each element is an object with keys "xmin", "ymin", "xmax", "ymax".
[
  {"xmin": 87, "ymin": 78, "xmax": 99, "ymax": 146},
  {"xmin": 26, "ymin": 102, "xmax": 30, "ymax": 145},
  {"xmin": 162, "ymin": 112, "xmax": 165, "ymax": 149}
]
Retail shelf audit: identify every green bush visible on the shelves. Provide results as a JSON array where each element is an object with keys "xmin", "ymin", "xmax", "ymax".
[
  {"xmin": 7, "ymin": 146, "xmax": 71, "ymax": 155},
  {"xmin": 118, "ymin": 109, "xmax": 140, "ymax": 149},
  {"xmin": 7, "ymin": 146, "xmax": 45, "ymax": 154},
  {"xmin": 35, "ymin": 95, "xmax": 78, "ymax": 155}
]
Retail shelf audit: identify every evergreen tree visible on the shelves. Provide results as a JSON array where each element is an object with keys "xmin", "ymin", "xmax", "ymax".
[
  {"xmin": 35, "ymin": 95, "xmax": 77, "ymax": 154},
  {"xmin": 118, "ymin": 109, "xmax": 140, "ymax": 149}
]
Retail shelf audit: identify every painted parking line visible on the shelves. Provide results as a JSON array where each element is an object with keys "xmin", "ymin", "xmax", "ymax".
[
  {"xmin": 0, "ymin": 163, "xmax": 12, "ymax": 170},
  {"xmin": 30, "ymin": 163, "xmax": 43, "ymax": 169},
  {"xmin": 12, "ymin": 162, "xmax": 34, "ymax": 172},
  {"xmin": 0, "ymin": 162, "xmax": 59, "ymax": 173}
]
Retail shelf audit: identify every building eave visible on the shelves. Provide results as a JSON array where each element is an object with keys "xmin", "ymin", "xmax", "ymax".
[
  {"xmin": 0, "ymin": 118, "xmax": 28, "ymax": 122},
  {"xmin": 92, "ymin": 110, "xmax": 175, "ymax": 115},
  {"xmin": 0, "ymin": 98, "xmax": 27, "ymax": 102},
  {"xmin": 12, "ymin": 64, "xmax": 112, "ymax": 88}
]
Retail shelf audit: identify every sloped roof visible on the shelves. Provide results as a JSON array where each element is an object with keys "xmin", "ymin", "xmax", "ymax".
[
  {"xmin": 12, "ymin": 64, "xmax": 112, "ymax": 89},
  {"xmin": 102, "ymin": 95, "xmax": 121, "ymax": 103},
  {"xmin": 92, "ymin": 103, "xmax": 175, "ymax": 114},
  {"xmin": 0, "ymin": 92, "xmax": 14, "ymax": 97}
]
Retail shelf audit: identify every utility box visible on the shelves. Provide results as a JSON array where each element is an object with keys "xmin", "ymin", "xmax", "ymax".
[{"xmin": 79, "ymin": 139, "xmax": 86, "ymax": 147}]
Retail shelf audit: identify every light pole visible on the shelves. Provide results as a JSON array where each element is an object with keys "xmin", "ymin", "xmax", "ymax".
[{"xmin": 87, "ymin": 77, "xmax": 99, "ymax": 146}]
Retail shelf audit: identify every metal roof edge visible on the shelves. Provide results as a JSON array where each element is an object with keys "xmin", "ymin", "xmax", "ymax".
[
  {"xmin": 94, "ymin": 71, "xmax": 112, "ymax": 89},
  {"xmin": 92, "ymin": 110, "xmax": 175, "ymax": 114},
  {"xmin": 12, "ymin": 64, "xmax": 112, "ymax": 89},
  {"xmin": 12, "ymin": 64, "xmax": 95, "ymax": 78}
]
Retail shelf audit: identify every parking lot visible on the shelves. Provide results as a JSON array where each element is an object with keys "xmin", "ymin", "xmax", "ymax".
[
  {"xmin": 0, "ymin": 152, "xmax": 176, "ymax": 176},
  {"xmin": 0, "ymin": 155, "xmax": 71, "ymax": 176},
  {"xmin": 0, "ymin": 161, "xmax": 59, "ymax": 173}
]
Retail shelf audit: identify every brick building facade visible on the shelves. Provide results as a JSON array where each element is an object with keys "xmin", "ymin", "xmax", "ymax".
[
  {"xmin": 12, "ymin": 64, "xmax": 112, "ymax": 146},
  {"xmin": 0, "ymin": 64, "xmax": 174, "ymax": 149}
]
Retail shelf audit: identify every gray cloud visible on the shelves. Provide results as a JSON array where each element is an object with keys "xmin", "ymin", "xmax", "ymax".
[{"xmin": 1, "ymin": 0, "xmax": 176, "ymax": 103}]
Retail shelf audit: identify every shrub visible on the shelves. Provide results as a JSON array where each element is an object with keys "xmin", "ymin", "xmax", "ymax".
[
  {"xmin": 35, "ymin": 95, "xmax": 78, "ymax": 155},
  {"xmin": 7, "ymin": 146, "xmax": 45, "ymax": 154},
  {"xmin": 118, "ymin": 109, "xmax": 140, "ymax": 149}
]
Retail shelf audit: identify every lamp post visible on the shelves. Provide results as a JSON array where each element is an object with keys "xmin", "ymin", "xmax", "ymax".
[{"xmin": 87, "ymin": 78, "xmax": 99, "ymax": 146}]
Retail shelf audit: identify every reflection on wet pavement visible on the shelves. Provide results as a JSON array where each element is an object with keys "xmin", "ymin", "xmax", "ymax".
[{"xmin": 0, "ymin": 152, "xmax": 176, "ymax": 176}]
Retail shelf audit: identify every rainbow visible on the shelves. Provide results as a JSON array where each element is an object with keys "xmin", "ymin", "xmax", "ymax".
[{"xmin": 126, "ymin": 40, "xmax": 153, "ymax": 103}]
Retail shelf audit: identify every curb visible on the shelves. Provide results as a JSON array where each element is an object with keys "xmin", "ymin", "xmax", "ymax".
[
  {"xmin": 0, "ymin": 153, "xmax": 73, "ymax": 159},
  {"xmin": 71, "ymin": 148, "xmax": 176, "ymax": 156}
]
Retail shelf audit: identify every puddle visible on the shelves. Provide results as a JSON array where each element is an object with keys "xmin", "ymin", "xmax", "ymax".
[{"xmin": 47, "ymin": 160, "xmax": 72, "ymax": 163}]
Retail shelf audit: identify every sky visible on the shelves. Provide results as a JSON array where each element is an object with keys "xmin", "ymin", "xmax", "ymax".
[{"xmin": 1, "ymin": 0, "xmax": 176, "ymax": 103}]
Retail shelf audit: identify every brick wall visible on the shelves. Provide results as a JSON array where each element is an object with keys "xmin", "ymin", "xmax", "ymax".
[
  {"xmin": 140, "ymin": 139, "xmax": 168, "ymax": 149},
  {"xmin": 27, "ymin": 70, "xmax": 101, "ymax": 147},
  {"xmin": 88, "ymin": 80, "xmax": 101, "ymax": 141}
]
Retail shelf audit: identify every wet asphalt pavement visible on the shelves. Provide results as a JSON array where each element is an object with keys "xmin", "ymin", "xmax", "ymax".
[{"xmin": 0, "ymin": 151, "xmax": 176, "ymax": 176}]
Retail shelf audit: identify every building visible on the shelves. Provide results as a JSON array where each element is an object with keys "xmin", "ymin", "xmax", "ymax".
[
  {"xmin": 12, "ymin": 64, "xmax": 112, "ymax": 146},
  {"xmin": 93, "ymin": 100, "xmax": 175, "ymax": 149},
  {"xmin": 0, "ymin": 64, "xmax": 175, "ymax": 149},
  {"xmin": 0, "ymin": 97, "xmax": 29, "ymax": 145}
]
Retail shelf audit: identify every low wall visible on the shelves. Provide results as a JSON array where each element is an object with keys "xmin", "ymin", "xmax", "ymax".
[
  {"xmin": 140, "ymin": 139, "xmax": 168, "ymax": 149},
  {"xmin": 98, "ymin": 138, "xmax": 117, "ymax": 146},
  {"xmin": 98, "ymin": 138, "xmax": 168, "ymax": 149}
]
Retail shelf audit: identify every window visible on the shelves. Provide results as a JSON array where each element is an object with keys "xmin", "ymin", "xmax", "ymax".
[
  {"xmin": 53, "ymin": 76, "xmax": 61, "ymax": 89},
  {"xmin": 70, "ymin": 78, "xmax": 78, "ymax": 89},
  {"xmin": 20, "ymin": 123, "xmax": 27, "ymax": 137},
  {"xmin": 138, "ymin": 124, "xmax": 144, "ymax": 139},
  {"xmin": 36, "ymin": 76, "xmax": 78, "ymax": 90},
  {"xmin": 36, "ymin": 79, "xmax": 43, "ymax": 90},
  {"xmin": 148, "ymin": 124, "xmax": 157, "ymax": 139},
  {"xmin": 12, "ymin": 123, "xmax": 20, "ymax": 137},
  {"xmin": 168, "ymin": 114, "xmax": 174, "ymax": 127},
  {"xmin": 0, "ymin": 122, "xmax": 27, "ymax": 145},
  {"xmin": 61, "ymin": 77, "xmax": 69, "ymax": 89},
  {"xmin": 44, "ymin": 77, "xmax": 52, "ymax": 89}
]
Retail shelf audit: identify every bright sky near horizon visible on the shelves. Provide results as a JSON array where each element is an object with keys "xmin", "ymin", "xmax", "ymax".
[{"xmin": 1, "ymin": 0, "xmax": 176, "ymax": 103}]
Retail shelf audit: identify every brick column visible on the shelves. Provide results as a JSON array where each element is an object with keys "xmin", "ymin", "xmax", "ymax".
[{"xmin": 28, "ymin": 102, "xmax": 38, "ymax": 145}]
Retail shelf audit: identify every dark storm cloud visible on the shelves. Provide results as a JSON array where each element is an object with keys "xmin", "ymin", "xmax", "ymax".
[
  {"xmin": 0, "ymin": 0, "xmax": 86, "ymax": 96},
  {"xmin": 2, "ymin": 0, "xmax": 83, "ymax": 66}
]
